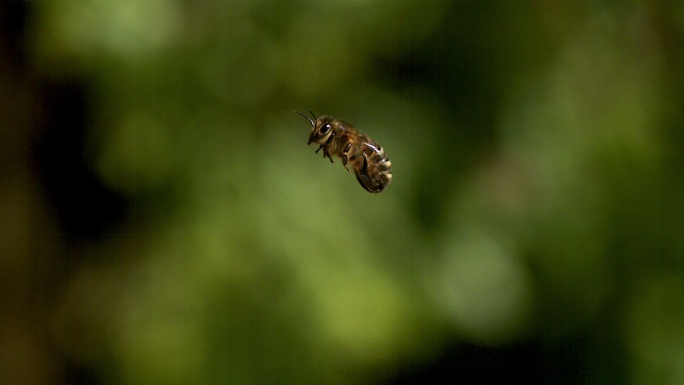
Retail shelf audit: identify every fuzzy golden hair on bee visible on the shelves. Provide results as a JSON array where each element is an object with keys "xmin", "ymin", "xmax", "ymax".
[{"xmin": 294, "ymin": 110, "xmax": 392, "ymax": 193}]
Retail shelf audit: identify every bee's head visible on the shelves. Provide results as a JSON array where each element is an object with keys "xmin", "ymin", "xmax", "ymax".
[{"xmin": 295, "ymin": 110, "xmax": 334, "ymax": 145}]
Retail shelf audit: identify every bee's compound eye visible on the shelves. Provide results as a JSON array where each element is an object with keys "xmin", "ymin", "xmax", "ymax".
[{"xmin": 320, "ymin": 124, "xmax": 331, "ymax": 135}]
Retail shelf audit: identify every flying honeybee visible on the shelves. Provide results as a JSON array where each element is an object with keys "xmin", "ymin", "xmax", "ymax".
[{"xmin": 295, "ymin": 111, "xmax": 392, "ymax": 193}]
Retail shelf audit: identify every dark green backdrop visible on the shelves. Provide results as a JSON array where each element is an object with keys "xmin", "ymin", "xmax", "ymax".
[{"xmin": 1, "ymin": 1, "xmax": 683, "ymax": 384}]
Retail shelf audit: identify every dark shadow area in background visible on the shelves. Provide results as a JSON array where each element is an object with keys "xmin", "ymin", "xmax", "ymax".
[
  {"xmin": 2, "ymin": 3, "xmax": 120, "ymax": 384},
  {"xmin": 36, "ymin": 78, "xmax": 129, "ymax": 241},
  {"xmin": 383, "ymin": 331, "xmax": 626, "ymax": 385}
]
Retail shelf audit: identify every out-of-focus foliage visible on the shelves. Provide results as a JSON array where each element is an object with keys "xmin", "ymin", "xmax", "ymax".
[{"xmin": 2, "ymin": 1, "xmax": 684, "ymax": 384}]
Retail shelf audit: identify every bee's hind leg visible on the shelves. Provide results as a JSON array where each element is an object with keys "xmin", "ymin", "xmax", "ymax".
[{"xmin": 341, "ymin": 142, "xmax": 354, "ymax": 172}]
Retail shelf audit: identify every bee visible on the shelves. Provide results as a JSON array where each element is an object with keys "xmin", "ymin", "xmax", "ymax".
[{"xmin": 295, "ymin": 111, "xmax": 392, "ymax": 193}]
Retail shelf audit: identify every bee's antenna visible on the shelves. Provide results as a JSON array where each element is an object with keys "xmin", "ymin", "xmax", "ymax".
[{"xmin": 293, "ymin": 110, "xmax": 315, "ymax": 127}]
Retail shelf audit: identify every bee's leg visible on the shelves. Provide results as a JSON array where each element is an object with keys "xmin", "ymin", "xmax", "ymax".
[
  {"xmin": 341, "ymin": 155, "xmax": 349, "ymax": 171},
  {"xmin": 324, "ymin": 133, "xmax": 336, "ymax": 163},
  {"xmin": 355, "ymin": 155, "xmax": 380, "ymax": 193},
  {"xmin": 360, "ymin": 154, "xmax": 369, "ymax": 175},
  {"xmin": 355, "ymin": 172, "xmax": 374, "ymax": 193},
  {"xmin": 341, "ymin": 142, "xmax": 353, "ymax": 172},
  {"xmin": 315, "ymin": 145, "xmax": 334, "ymax": 163}
]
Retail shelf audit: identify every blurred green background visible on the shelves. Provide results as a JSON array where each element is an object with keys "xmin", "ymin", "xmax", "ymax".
[{"xmin": 2, "ymin": 1, "xmax": 684, "ymax": 384}]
